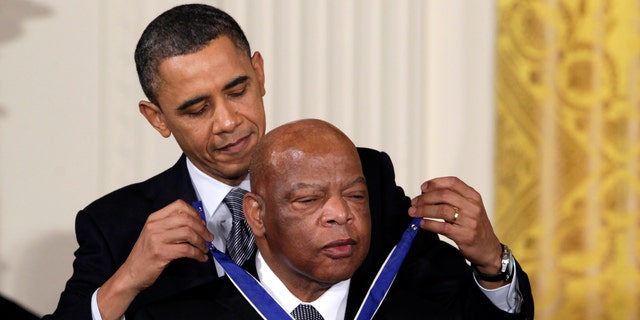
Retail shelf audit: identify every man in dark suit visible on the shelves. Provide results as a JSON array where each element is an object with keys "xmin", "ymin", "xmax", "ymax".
[
  {"xmin": 44, "ymin": 4, "xmax": 533, "ymax": 319},
  {"xmin": 133, "ymin": 119, "xmax": 530, "ymax": 320}
]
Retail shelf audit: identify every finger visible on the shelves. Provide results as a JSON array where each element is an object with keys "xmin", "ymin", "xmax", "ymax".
[
  {"xmin": 169, "ymin": 212, "xmax": 215, "ymax": 243},
  {"xmin": 419, "ymin": 218, "xmax": 460, "ymax": 239},
  {"xmin": 138, "ymin": 223, "xmax": 211, "ymax": 263},
  {"xmin": 147, "ymin": 199, "xmax": 195, "ymax": 220},
  {"xmin": 412, "ymin": 186, "xmax": 464, "ymax": 208},
  {"xmin": 419, "ymin": 213, "xmax": 478, "ymax": 246},
  {"xmin": 413, "ymin": 182, "xmax": 485, "ymax": 222},
  {"xmin": 420, "ymin": 177, "xmax": 480, "ymax": 201},
  {"xmin": 142, "ymin": 237, "xmax": 210, "ymax": 264},
  {"xmin": 169, "ymin": 243, "xmax": 210, "ymax": 262},
  {"xmin": 409, "ymin": 203, "xmax": 461, "ymax": 223},
  {"xmin": 159, "ymin": 225, "xmax": 212, "ymax": 254},
  {"xmin": 148, "ymin": 201, "xmax": 214, "ymax": 242}
]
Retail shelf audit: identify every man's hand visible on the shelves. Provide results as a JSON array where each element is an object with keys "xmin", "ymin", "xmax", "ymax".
[
  {"xmin": 96, "ymin": 199, "xmax": 214, "ymax": 320},
  {"xmin": 408, "ymin": 177, "xmax": 506, "ymax": 288}
]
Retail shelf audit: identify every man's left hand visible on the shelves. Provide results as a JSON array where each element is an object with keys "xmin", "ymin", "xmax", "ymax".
[{"xmin": 408, "ymin": 176, "xmax": 505, "ymax": 286}]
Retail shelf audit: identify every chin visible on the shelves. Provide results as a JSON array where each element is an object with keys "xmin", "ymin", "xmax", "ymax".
[
  {"xmin": 221, "ymin": 164, "xmax": 250, "ymax": 179},
  {"xmin": 319, "ymin": 266, "xmax": 359, "ymax": 283}
]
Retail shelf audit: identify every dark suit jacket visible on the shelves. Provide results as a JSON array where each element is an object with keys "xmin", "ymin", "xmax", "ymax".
[
  {"xmin": 1, "ymin": 294, "xmax": 40, "ymax": 320},
  {"xmin": 44, "ymin": 149, "xmax": 533, "ymax": 319}
]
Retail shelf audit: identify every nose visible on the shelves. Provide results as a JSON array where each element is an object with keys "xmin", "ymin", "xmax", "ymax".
[
  {"xmin": 322, "ymin": 196, "xmax": 352, "ymax": 225},
  {"xmin": 211, "ymin": 101, "xmax": 242, "ymax": 133}
]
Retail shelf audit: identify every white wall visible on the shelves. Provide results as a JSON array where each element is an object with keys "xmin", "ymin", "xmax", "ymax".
[{"xmin": 0, "ymin": 0, "xmax": 495, "ymax": 315}]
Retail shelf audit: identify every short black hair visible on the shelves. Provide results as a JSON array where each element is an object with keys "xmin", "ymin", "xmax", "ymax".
[{"xmin": 134, "ymin": 4, "xmax": 251, "ymax": 105}]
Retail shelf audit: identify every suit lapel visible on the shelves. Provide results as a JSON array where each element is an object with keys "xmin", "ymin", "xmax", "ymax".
[{"xmin": 150, "ymin": 154, "xmax": 199, "ymax": 211}]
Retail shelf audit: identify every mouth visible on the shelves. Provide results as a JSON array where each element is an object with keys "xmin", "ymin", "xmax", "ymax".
[
  {"xmin": 322, "ymin": 239, "xmax": 357, "ymax": 259},
  {"xmin": 218, "ymin": 133, "xmax": 252, "ymax": 154}
]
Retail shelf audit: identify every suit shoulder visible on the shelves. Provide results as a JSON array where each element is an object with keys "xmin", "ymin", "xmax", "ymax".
[
  {"xmin": 356, "ymin": 147, "xmax": 394, "ymax": 169},
  {"xmin": 79, "ymin": 156, "xmax": 191, "ymax": 221},
  {"xmin": 357, "ymin": 146, "xmax": 385, "ymax": 159}
]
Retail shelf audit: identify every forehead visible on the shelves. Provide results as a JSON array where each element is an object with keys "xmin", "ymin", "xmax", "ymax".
[
  {"xmin": 154, "ymin": 36, "xmax": 252, "ymax": 105},
  {"xmin": 269, "ymin": 147, "xmax": 362, "ymax": 184}
]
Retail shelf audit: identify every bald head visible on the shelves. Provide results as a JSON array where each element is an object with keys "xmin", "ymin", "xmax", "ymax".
[
  {"xmin": 249, "ymin": 119, "xmax": 360, "ymax": 195},
  {"xmin": 242, "ymin": 119, "xmax": 370, "ymax": 301}
]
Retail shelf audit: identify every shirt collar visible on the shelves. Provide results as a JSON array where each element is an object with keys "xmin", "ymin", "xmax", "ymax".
[
  {"xmin": 255, "ymin": 251, "xmax": 350, "ymax": 320},
  {"xmin": 185, "ymin": 157, "xmax": 251, "ymax": 217}
]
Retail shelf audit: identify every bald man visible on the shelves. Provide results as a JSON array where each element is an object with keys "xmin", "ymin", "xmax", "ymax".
[
  {"xmin": 243, "ymin": 119, "xmax": 371, "ymax": 311},
  {"xmin": 134, "ymin": 119, "xmax": 531, "ymax": 320}
]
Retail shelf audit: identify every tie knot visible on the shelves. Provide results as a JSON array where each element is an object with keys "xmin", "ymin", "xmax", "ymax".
[{"xmin": 290, "ymin": 304, "xmax": 324, "ymax": 320}]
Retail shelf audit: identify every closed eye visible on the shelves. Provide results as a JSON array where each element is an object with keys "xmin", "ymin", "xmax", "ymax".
[
  {"xmin": 295, "ymin": 197, "xmax": 319, "ymax": 204},
  {"xmin": 186, "ymin": 105, "xmax": 209, "ymax": 117},
  {"xmin": 228, "ymin": 86, "xmax": 247, "ymax": 98}
]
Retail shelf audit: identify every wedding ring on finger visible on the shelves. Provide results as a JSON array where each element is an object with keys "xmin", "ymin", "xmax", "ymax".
[{"xmin": 452, "ymin": 206, "xmax": 459, "ymax": 222}]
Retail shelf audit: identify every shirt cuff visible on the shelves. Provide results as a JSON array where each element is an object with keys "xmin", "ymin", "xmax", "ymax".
[
  {"xmin": 474, "ymin": 267, "xmax": 523, "ymax": 313},
  {"xmin": 91, "ymin": 288, "xmax": 126, "ymax": 320}
]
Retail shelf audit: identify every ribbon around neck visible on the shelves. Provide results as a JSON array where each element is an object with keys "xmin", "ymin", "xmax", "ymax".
[{"xmin": 193, "ymin": 201, "xmax": 421, "ymax": 320}]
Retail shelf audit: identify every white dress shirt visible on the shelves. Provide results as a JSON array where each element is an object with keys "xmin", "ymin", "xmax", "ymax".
[
  {"xmin": 256, "ymin": 251, "xmax": 350, "ymax": 320},
  {"xmin": 186, "ymin": 158, "xmax": 251, "ymax": 276}
]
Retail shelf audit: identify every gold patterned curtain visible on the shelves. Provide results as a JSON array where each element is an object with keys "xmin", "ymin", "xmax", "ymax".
[{"xmin": 495, "ymin": 0, "xmax": 640, "ymax": 319}]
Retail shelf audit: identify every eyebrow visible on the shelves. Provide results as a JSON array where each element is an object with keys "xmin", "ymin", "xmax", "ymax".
[
  {"xmin": 223, "ymin": 75, "xmax": 249, "ymax": 91},
  {"xmin": 290, "ymin": 176, "xmax": 367, "ymax": 192},
  {"xmin": 346, "ymin": 176, "xmax": 367, "ymax": 189},
  {"xmin": 175, "ymin": 76, "xmax": 250, "ymax": 111},
  {"xmin": 177, "ymin": 96, "xmax": 207, "ymax": 111}
]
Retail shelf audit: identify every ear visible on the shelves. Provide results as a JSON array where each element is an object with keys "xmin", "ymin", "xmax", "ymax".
[
  {"xmin": 139, "ymin": 100, "xmax": 172, "ymax": 138},
  {"xmin": 251, "ymin": 51, "xmax": 266, "ymax": 96},
  {"xmin": 243, "ymin": 192, "xmax": 266, "ymax": 238}
]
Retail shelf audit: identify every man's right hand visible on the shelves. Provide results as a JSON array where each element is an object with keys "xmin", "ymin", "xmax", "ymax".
[{"xmin": 96, "ymin": 199, "xmax": 214, "ymax": 320}]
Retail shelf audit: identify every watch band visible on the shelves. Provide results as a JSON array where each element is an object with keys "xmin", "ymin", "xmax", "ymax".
[{"xmin": 471, "ymin": 243, "xmax": 514, "ymax": 282}]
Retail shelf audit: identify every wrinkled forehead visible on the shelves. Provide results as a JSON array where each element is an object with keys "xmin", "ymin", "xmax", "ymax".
[{"xmin": 251, "ymin": 121, "xmax": 360, "ymax": 188}]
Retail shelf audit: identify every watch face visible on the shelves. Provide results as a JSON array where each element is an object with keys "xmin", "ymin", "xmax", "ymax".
[
  {"xmin": 501, "ymin": 245, "xmax": 511, "ymax": 273},
  {"xmin": 504, "ymin": 247, "xmax": 515, "ymax": 281}
]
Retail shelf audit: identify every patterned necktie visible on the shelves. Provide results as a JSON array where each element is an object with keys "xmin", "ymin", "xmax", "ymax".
[
  {"xmin": 224, "ymin": 188, "xmax": 255, "ymax": 265},
  {"xmin": 290, "ymin": 304, "xmax": 324, "ymax": 320}
]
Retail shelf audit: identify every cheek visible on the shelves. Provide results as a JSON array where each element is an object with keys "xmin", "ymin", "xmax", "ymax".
[
  {"xmin": 278, "ymin": 222, "xmax": 316, "ymax": 248},
  {"xmin": 170, "ymin": 119, "xmax": 208, "ymax": 141},
  {"xmin": 270, "ymin": 219, "xmax": 320, "ymax": 256},
  {"xmin": 241, "ymin": 95, "xmax": 266, "ymax": 123},
  {"xmin": 352, "ymin": 205, "xmax": 371, "ymax": 230},
  {"xmin": 264, "ymin": 205, "xmax": 311, "ymax": 244}
]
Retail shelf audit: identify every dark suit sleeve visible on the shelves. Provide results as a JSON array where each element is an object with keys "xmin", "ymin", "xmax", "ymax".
[
  {"xmin": 42, "ymin": 209, "xmax": 118, "ymax": 319},
  {"xmin": 43, "ymin": 157, "xmax": 217, "ymax": 319},
  {"xmin": 1, "ymin": 294, "xmax": 39, "ymax": 320},
  {"xmin": 511, "ymin": 259, "xmax": 535, "ymax": 318},
  {"xmin": 378, "ymin": 232, "xmax": 534, "ymax": 319},
  {"xmin": 357, "ymin": 147, "xmax": 534, "ymax": 319}
]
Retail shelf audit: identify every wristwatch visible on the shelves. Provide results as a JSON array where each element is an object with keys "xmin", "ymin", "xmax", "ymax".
[{"xmin": 471, "ymin": 243, "xmax": 514, "ymax": 282}]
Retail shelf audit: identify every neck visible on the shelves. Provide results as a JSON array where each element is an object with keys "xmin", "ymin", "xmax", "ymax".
[
  {"xmin": 284, "ymin": 279, "xmax": 333, "ymax": 302},
  {"xmin": 259, "ymin": 250, "xmax": 336, "ymax": 302}
]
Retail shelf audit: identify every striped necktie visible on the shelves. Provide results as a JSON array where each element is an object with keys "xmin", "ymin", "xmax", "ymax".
[{"xmin": 223, "ymin": 188, "xmax": 255, "ymax": 265}]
